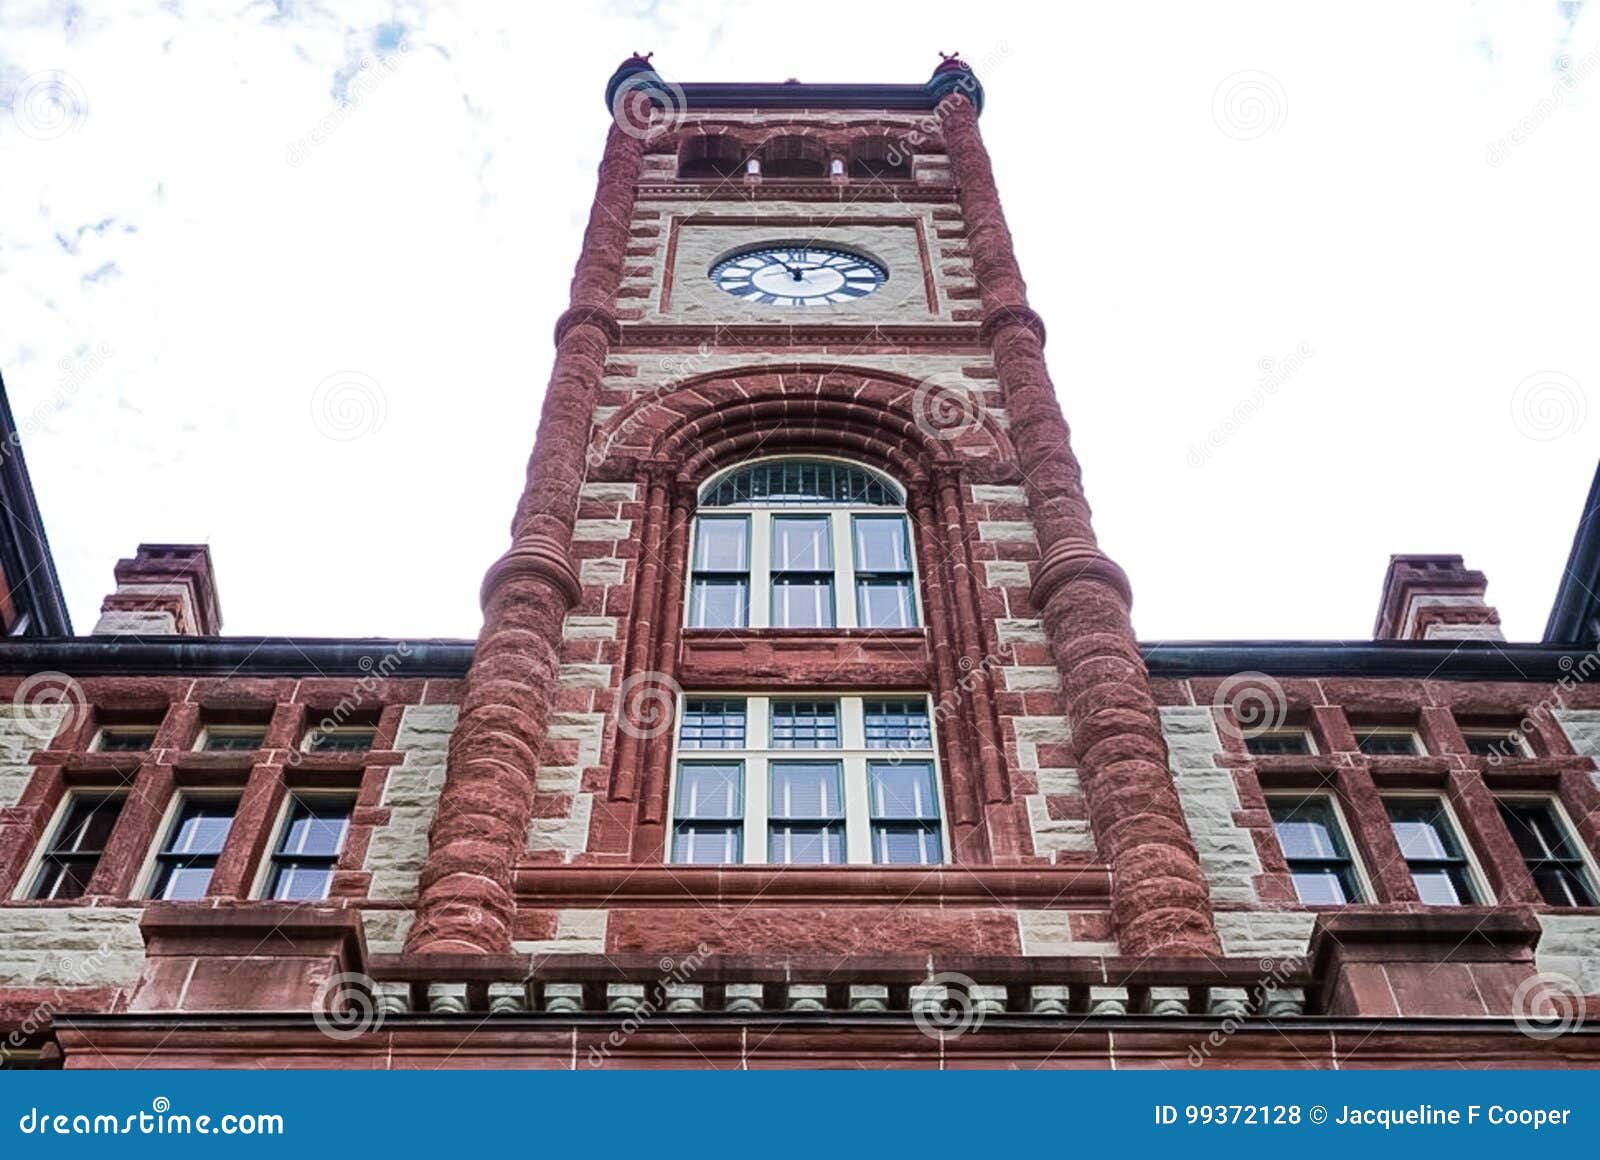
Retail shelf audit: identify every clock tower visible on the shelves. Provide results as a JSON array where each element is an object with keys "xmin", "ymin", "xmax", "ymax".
[{"xmin": 402, "ymin": 51, "xmax": 1218, "ymax": 966}]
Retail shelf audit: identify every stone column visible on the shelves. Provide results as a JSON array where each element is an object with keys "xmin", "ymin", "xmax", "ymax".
[
  {"xmin": 405, "ymin": 106, "xmax": 647, "ymax": 956},
  {"xmin": 935, "ymin": 71, "xmax": 1218, "ymax": 955}
]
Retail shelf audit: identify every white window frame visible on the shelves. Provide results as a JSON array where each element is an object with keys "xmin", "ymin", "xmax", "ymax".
[
  {"xmin": 136, "ymin": 790, "xmax": 241, "ymax": 901},
  {"xmin": 1382, "ymin": 791, "xmax": 1495, "ymax": 905},
  {"xmin": 1265, "ymin": 790, "xmax": 1375, "ymax": 905},
  {"xmin": 195, "ymin": 724, "xmax": 270, "ymax": 752},
  {"xmin": 1245, "ymin": 727, "xmax": 1318, "ymax": 756},
  {"xmin": 684, "ymin": 457, "xmax": 923, "ymax": 631},
  {"xmin": 1493, "ymin": 793, "xmax": 1600, "ymax": 906},
  {"xmin": 299, "ymin": 724, "xmax": 378, "ymax": 753},
  {"xmin": 1460, "ymin": 727, "xmax": 1532, "ymax": 759},
  {"xmin": 250, "ymin": 789, "xmax": 355, "ymax": 901},
  {"xmin": 90, "ymin": 724, "xmax": 160, "ymax": 753},
  {"xmin": 11, "ymin": 788, "xmax": 126, "ymax": 901},
  {"xmin": 1352, "ymin": 726, "xmax": 1425, "ymax": 756},
  {"xmin": 667, "ymin": 693, "xmax": 948, "ymax": 865}
]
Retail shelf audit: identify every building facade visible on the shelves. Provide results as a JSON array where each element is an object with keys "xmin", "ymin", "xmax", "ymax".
[{"xmin": 1, "ymin": 55, "xmax": 1598, "ymax": 1069}]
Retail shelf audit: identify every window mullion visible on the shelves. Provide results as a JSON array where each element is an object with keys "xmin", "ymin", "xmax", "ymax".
[
  {"xmin": 835, "ymin": 513, "xmax": 857, "ymax": 629},
  {"xmin": 745, "ymin": 755, "xmax": 768, "ymax": 865},
  {"xmin": 843, "ymin": 754, "xmax": 871, "ymax": 863},
  {"xmin": 751, "ymin": 513, "xmax": 771, "ymax": 627}
]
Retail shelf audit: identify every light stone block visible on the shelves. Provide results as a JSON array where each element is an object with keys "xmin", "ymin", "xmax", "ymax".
[
  {"xmin": 970, "ymin": 484, "xmax": 1028, "ymax": 504},
  {"xmin": 983, "ymin": 561, "xmax": 1032, "ymax": 588},
  {"xmin": 580, "ymin": 482, "xmax": 639, "ymax": 503},
  {"xmin": 0, "ymin": 907, "xmax": 145, "ymax": 987},
  {"xmin": 364, "ymin": 705, "xmax": 458, "ymax": 900},
  {"xmin": 573, "ymin": 519, "xmax": 632, "ymax": 542},
  {"xmin": 977, "ymin": 521, "xmax": 1036, "ymax": 543},
  {"xmin": 1017, "ymin": 910, "xmax": 1117, "ymax": 957},
  {"xmin": 1003, "ymin": 666, "xmax": 1061, "ymax": 692},
  {"xmin": 563, "ymin": 616, "xmax": 618, "ymax": 640},
  {"xmin": 580, "ymin": 558, "xmax": 627, "ymax": 587},
  {"xmin": 513, "ymin": 908, "xmax": 608, "ymax": 956},
  {"xmin": 557, "ymin": 663, "xmax": 613, "ymax": 689},
  {"xmin": 1161, "ymin": 706, "xmax": 1263, "ymax": 905},
  {"xmin": 1213, "ymin": 912, "xmax": 1316, "ymax": 960},
  {"xmin": 995, "ymin": 618, "xmax": 1047, "ymax": 645}
]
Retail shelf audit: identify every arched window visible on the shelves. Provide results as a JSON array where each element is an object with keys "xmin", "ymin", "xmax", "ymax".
[
  {"xmin": 848, "ymin": 136, "xmax": 911, "ymax": 181},
  {"xmin": 677, "ymin": 134, "xmax": 746, "ymax": 179},
  {"xmin": 688, "ymin": 458, "xmax": 919, "ymax": 630},
  {"xmin": 759, "ymin": 136, "xmax": 826, "ymax": 179}
]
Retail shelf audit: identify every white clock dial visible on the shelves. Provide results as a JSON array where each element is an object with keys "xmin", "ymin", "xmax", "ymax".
[{"xmin": 710, "ymin": 245, "xmax": 888, "ymax": 306}]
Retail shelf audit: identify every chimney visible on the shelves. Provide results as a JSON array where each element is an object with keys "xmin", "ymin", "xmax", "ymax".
[
  {"xmin": 93, "ymin": 544, "xmax": 222, "ymax": 636},
  {"xmin": 1374, "ymin": 554, "xmax": 1503, "ymax": 642}
]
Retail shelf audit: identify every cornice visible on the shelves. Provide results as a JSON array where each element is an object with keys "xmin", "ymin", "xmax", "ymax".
[{"xmin": 613, "ymin": 323, "xmax": 987, "ymax": 350}]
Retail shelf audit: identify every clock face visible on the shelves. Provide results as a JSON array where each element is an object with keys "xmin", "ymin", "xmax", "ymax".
[{"xmin": 711, "ymin": 245, "xmax": 888, "ymax": 306}]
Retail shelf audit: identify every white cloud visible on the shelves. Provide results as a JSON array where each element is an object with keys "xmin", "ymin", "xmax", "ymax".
[{"xmin": 0, "ymin": 0, "xmax": 1595, "ymax": 640}]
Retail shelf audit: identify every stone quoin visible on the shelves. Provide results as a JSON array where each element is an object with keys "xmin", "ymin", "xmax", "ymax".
[{"xmin": 0, "ymin": 55, "xmax": 1598, "ymax": 1069}]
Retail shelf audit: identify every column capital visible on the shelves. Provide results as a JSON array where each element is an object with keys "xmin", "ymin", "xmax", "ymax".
[
  {"xmin": 480, "ymin": 534, "xmax": 583, "ymax": 610},
  {"xmin": 1032, "ymin": 539, "xmax": 1132, "ymax": 610},
  {"xmin": 554, "ymin": 304, "xmax": 622, "ymax": 347}
]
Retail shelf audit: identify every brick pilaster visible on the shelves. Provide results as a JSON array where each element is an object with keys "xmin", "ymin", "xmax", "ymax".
[
  {"xmin": 405, "ymin": 119, "xmax": 645, "ymax": 956},
  {"xmin": 936, "ymin": 81, "xmax": 1218, "ymax": 955}
]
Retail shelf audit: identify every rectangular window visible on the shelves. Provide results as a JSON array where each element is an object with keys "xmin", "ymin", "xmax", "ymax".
[
  {"xmin": 94, "ymin": 726, "xmax": 158, "ymax": 753},
  {"xmin": 679, "ymin": 699, "xmax": 747, "ymax": 750},
  {"xmin": 1245, "ymin": 729, "xmax": 1314, "ymax": 756},
  {"xmin": 1354, "ymin": 728, "xmax": 1423, "ymax": 756},
  {"xmin": 768, "ymin": 761, "xmax": 845, "ymax": 864},
  {"xmin": 671, "ymin": 762, "xmax": 743, "ymax": 864},
  {"xmin": 266, "ymin": 797, "xmax": 352, "ymax": 901},
  {"xmin": 150, "ymin": 797, "xmax": 237, "ymax": 901},
  {"xmin": 863, "ymin": 699, "xmax": 933, "ymax": 750},
  {"xmin": 853, "ymin": 515, "xmax": 917, "ymax": 628},
  {"xmin": 304, "ymin": 727, "xmax": 376, "ymax": 753},
  {"xmin": 1462, "ymin": 728, "xmax": 1529, "ymax": 758},
  {"xmin": 29, "ymin": 794, "xmax": 125, "ymax": 900},
  {"xmin": 199, "ymin": 726, "xmax": 269, "ymax": 752},
  {"xmin": 1386, "ymin": 797, "xmax": 1481, "ymax": 905},
  {"xmin": 869, "ymin": 761, "xmax": 942, "ymax": 864},
  {"xmin": 769, "ymin": 700, "xmax": 840, "ymax": 749},
  {"xmin": 1497, "ymin": 798, "xmax": 1598, "ymax": 907},
  {"xmin": 689, "ymin": 517, "xmax": 750, "ymax": 628},
  {"xmin": 1268, "ymin": 796, "xmax": 1363, "ymax": 904},
  {"xmin": 770, "ymin": 515, "xmax": 834, "ymax": 628}
]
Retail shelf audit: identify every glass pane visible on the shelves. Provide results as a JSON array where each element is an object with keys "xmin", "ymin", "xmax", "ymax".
[
  {"xmin": 701, "ymin": 461, "xmax": 900, "ymax": 508},
  {"xmin": 280, "ymin": 802, "xmax": 351, "ymax": 858},
  {"xmin": 672, "ymin": 824, "xmax": 740, "ymax": 864},
  {"xmin": 55, "ymin": 796, "xmax": 124, "ymax": 854},
  {"xmin": 771, "ymin": 516, "xmax": 832, "ymax": 570},
  {"xmin": 1412, "ymin": 869, "xmax": 1466, "ymax": 906},
  {"xmin": 863, "ymin": 701, "xmax": 933, "ymax": 750},
  {"xmin": 1386, "ymin": 801, "xmax": 1457, "ymax": 859},
  {"xmin": 771, "ymin": 577, "xmax": 833, "ymax": 628},
  {"xmin": 1291, "ymin": 869, "xmax": 1351, "ymax": 905},
  {"xmin": 769, "ymin": 701, "xmax": 840, "ymax": 749},
  {"xmin": 768, "ymin": 824, "xmax": 844, "ymax": 864},
  {"xmin": 769, "ymin": 762, "xmax": 842, "ymax": 819},
  {"xmin": 675, "ymin": 764, "xmax": 742, "ymax": 820},
  {"xmin": 1356, "ymin": 731, "xmax": 1419, "ymax": 756},
  {"xmin": 1532, "ymin": 865, "xmax": 1598, "ymax": 908},
  {"xmin": 873, "ymin": 826, "xmax": 941, "ymax": 865},
  {"xmin": 857, "ymin": 580, "xmax": 915, "ymax": 628},
  {"xmin": 159, "ymin": 865, "xmax": 215, "ymax": 901},
  {"xmin": 1271, "ymin": 803, "xmax": 1345, "ymax": 860},
  {"xmin": 32, "ymin": 856, "xmax": 97, "ymax": 900},
  {"xmin": 97, "ymin": 729, "xmax": 155, "ymax": 752},
  {"xmin": 167, "ymin": 801, "xmax": 236, "ymax": 855},
  {"xmin": 308, "ymin": 730, "xmax": 376, "ymax": 752},
  {"xmin": 853, "ymin": 516, "xmax": 911, "ymax": 572},
  {"xmin": 1245, "ymin": 731, "xmax": 1311, "ymax": 756},
  {"xmin": 1497, "ymin": 801, "xmax": 1569, "ymax": 860},
  {"xmin": 271, "ymin": 864, "xmax": 334, "ymax": 901},
  {"xmin": 870, "ymin": 762, "xmax": 939, "ymax": 820},
  {"xmin": 680, "ymin": 700, "xmax": 747, "ymax": 749},
  {"xmin": 690, "ymin": 579, "xmax": 748, "ymax": 628},
  {"xmin": 203, "ymin": 730, "xmax": 267, "ymax": 751},
  {"xmin": 693, "ymin": 517, "xmax": 749, "ymax": 571}
]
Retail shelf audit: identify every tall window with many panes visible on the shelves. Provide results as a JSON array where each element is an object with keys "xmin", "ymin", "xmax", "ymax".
[
  {"xmin": 669, "ymin": 695, "xmax": 944, "ymax": 865},
  {"xmin": 687, "ymin": 459, "xmax": 919, "ymax": 631}
]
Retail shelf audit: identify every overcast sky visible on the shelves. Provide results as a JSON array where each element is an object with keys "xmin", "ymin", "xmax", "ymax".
[{"xmin": 1, "ymin": 0, "xmax": 1595, "ymax": 642}]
